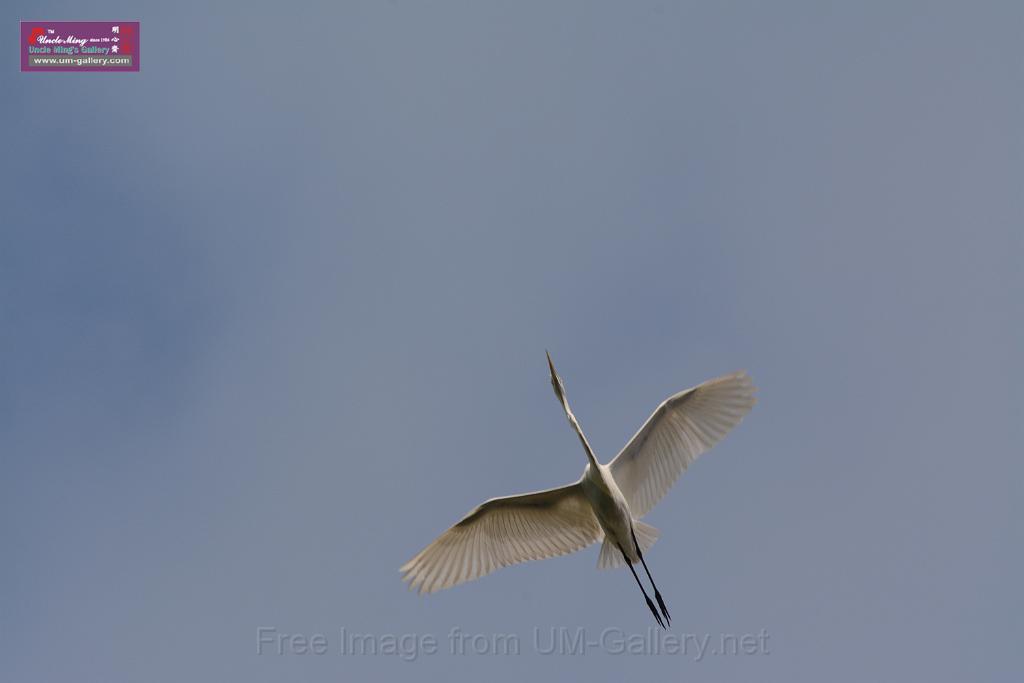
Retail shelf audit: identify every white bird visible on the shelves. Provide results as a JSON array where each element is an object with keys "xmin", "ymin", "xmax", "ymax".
[{"xmin": 400, "ymin": 352, "xmax": 755, "ymax": 627}]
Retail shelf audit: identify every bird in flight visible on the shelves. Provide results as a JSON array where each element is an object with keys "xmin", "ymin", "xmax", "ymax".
[{"xmin": 400, "ymin": 352, "xmax": 755, "ymax": 627}]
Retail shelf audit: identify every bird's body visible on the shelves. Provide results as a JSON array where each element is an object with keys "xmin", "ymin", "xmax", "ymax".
[
  {"xmin": 580, "ymin": 462, "xmax": 638, "ymax": 565},
  {"xmin": 401, "ymin": 352, "xmax": 756, "ymax": 626}
]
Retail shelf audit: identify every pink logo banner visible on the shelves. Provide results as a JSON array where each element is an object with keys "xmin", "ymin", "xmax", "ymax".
[{"xmin": 21, "ymin": 21, "xmax": 139, "ymax": 72}]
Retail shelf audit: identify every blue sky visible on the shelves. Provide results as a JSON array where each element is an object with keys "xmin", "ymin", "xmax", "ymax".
[{"xmin": 3, "ymin": 2, "xmax": 1022, "ymax": 681}]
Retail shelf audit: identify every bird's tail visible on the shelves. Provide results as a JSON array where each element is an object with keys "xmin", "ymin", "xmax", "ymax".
[{"xmin": 597, "ymin": 521, "xmax": 659, "ymax": 569}]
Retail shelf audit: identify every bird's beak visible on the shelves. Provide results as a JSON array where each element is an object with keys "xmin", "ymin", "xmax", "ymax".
[{"xmin": 546, "ymin": 350, "xmax": 565, "ymax": 403}]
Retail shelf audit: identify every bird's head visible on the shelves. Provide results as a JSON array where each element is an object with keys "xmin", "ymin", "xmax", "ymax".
[{"xmin": 546, "ymin": 350, "xmax": 567, "ymax": 406}]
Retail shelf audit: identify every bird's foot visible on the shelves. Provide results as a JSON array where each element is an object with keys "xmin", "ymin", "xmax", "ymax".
[
  {"xmin": 654, "ymin": 589, "xmax": 671, "ymax": 627},
  {"xmin": 645, "ymin": 595, "xmax": 666, "ymax": 629}
]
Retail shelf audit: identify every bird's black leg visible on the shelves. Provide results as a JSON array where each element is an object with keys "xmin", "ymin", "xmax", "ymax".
[
  {"xmin": 617, "ymin": 542, "xmax": 665, "ymax": 629},
  {"xmin": 632, "ymin": 527, "xmax": 671, "ymax": 626}
]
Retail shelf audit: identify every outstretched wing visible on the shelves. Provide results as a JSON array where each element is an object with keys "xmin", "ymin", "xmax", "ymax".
[
  {"xmin": 609, "ymin": 371, "xmax": 756, "ymax": 518},
  {"xmin": 401, "ymin": 482, "xmax": 601, "ymax": 594}
]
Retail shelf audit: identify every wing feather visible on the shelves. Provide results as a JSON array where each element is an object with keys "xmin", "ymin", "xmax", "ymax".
[
  {"xmin": 609, "ymin": 371, "xmax": 756, "ymax": 518},
  {"xmin": 400, "ymin": 482, "xmax": 601, "ymax": 594}
]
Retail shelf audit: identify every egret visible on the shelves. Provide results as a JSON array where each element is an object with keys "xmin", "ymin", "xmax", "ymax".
[{"xmin": 400, "ymin": 352, "xmax": 755, "ymax": 627}]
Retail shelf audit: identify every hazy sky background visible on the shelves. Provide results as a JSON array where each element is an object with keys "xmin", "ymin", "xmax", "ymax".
[{"xmin": 3, "ymin": 1, "xmax": 1022, "ymax": 681}]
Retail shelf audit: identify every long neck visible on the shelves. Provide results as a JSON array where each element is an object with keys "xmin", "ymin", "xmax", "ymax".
[
  {"xmin": 563, "ymin": 401, "xmax": 600, "ymax": 469},
  {"xmin": 547, "ymin": 353, "xmax": 600, "ymax": 468}
]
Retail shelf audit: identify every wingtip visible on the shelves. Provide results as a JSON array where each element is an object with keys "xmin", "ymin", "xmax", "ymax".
[
  {"xmin": 399, "ymin": 568, "xmax": 426, "ymax": 595},
  {"xmin": 731, "ymin": 369, "xmax": 757, "ymax": 393}
]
